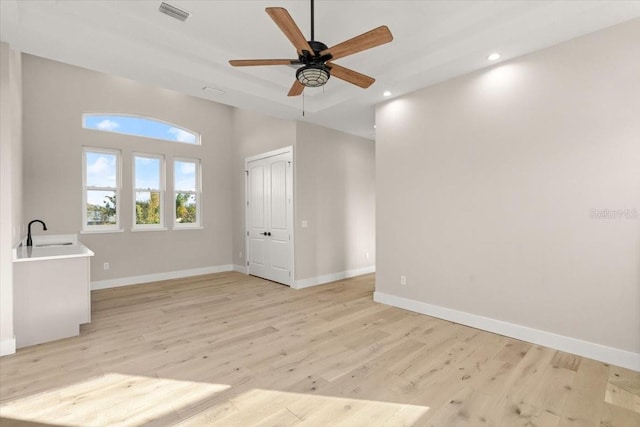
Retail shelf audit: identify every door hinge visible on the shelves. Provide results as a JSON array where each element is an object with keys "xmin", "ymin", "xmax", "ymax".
[
  {"xmin": 289, "ymin": 271, "xmax": 291, "ymax": 277},
  {"xmin": 247, "ymin": 231, "xmax": 249, "ymax": 236},
  {"xmin": 247, "ymin": 201, "xmax": 249, "ymax": 206},
  {"xmin": 245, "ymin": 170, "xmax": 249, "ymax": 175},
  {"xmin": 247, "ymin": 261, "xmax": 249, "ymax": 266}
]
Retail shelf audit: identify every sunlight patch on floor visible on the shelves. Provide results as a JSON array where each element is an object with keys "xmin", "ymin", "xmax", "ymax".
[
  {"xmin": 178, "ymin": 388, "xmax": 430, "ymax": 426},
  {"xmin": 1, "ymin": 373, "xmax": 429, "ymax": 426},
  {"xmin": 0, "ymin": 373, "xmax": 230, "ymax": 427}
]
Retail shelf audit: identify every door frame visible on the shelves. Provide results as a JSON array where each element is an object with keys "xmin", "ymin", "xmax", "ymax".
[{"xmin": 244, "ymin": 146, "xmax": 294, "ymax": 286}]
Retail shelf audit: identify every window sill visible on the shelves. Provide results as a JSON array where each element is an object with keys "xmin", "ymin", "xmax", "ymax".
[
  {"xmin": 173, "ymin": 225, "xmax": 204, "ymax": 231},
  {"xmin": 80, "ymin": 228, "xmax": 124, "ymax": 235},
  {"xmin": 131, "ymin": 227, "xmax": 168, "ymax": 232}
]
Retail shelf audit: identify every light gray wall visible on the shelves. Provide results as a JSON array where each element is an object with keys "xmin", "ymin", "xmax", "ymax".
[
  {"xmin": 0, "ymin": 42, "xmax": 23, "ymax": 354},
  {"xmin": 295, "ymin": 122, "xmax": 376, "ymax": 280},
  {"xmin": 21, "ymin": 55, "xmax": 233, "ymax": 282},
  {"xmin": 230, "ymin": 108, "xmax": 297, "ymax": 269},
  {"xmin": 375, "ymin": 20, "xmax": 640, "ymax": 354},
  {"xmin": 230, "ymin": 110, "xmax": 376, "ymax": 281},
  {"xmin": 19, "ymin": 54, "xmax": 377, "ymax": 287}
]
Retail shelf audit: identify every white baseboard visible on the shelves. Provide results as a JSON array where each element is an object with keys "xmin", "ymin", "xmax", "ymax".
[
  {"xmin": 0, "ymin": 337, "xmax": 16, "ymax": 356},
  {"xmin": 294, "ymin": 266, "xmax": 376, "ymax": 289},
  {"xmin": 91, "ymin": 265, "xmax": 234, "ymax": 290},
  {"xmin": 374, "ymin": 291, "xmax": 640, "ymax": 372},
  {"xmin": 233, "ymin": 264, "xmax": 248, "ymax": 274}
]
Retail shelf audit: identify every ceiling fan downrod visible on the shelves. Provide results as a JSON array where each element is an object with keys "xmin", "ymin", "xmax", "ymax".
[{"xmin": 310, "ymin": 0, "xmax": 315, "ymax": 41}]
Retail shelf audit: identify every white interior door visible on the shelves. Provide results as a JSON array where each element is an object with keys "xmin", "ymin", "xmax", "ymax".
[{"xmin": 246, "ymin": 148, "xmax": 293, "ymax": 285}]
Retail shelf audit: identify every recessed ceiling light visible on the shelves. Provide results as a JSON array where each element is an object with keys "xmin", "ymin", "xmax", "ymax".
[
  {"xmin": 488, "ymin": 53, "xmax": 501, "ymax": 61},
  {"xmin": 373, "ymin": 125, "xmax": 377, "ymax": 129},
  {"xmin": 383, "ymin": 91, "xmax": 392, "ymax": 97},
  {"xmin": 203, "ymin": 86, "xmax": 224, "ymax": 95}
]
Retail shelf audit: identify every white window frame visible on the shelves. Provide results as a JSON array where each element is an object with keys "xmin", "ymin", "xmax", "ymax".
[
  {"xmin": 132, "ymin": 153, "xmax": 166, "ymax": 231},
  {"xmin": 173, "ymin": 157, "xmax": 202, "ymax": 229},
  {"xmin": 82, "ymin": 147, "xmax": 122, "ymax": 233}
]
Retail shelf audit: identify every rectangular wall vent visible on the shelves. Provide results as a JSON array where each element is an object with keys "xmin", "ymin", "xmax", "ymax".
[{"xmin": 159, "ymin": 2, "xmax": 190, "ymax": 22}]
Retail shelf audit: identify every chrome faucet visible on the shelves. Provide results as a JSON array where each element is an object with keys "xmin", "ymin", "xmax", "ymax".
[{"xmin": 27, "ymin": 220, "xmax": 47, "ymax": 246}]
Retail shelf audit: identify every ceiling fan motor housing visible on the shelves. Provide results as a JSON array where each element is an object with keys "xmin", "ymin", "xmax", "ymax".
[
  {"xmin": 297, "ymin": 41, "xmax": 332, "ymax": 67},
  {"xmin": 297, "ymin": 40, "xmax": 333, "ymax": 87},
  {"xmin": 301, "ymin": 41, "xmax": 330, "ymax": 60}
]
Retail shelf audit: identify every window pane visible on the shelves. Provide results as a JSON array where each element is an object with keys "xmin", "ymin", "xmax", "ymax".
[
  {"xmin": 175, "ymin": 193, "xmax": 197, "ymax": 224},
  {"xmin": 86, "ymin": 152, "xmax": 117, "ymax": 188},
  {"xmin": 86, "ymin": 190, "xmax": 117, "ymax": 226},
  {"xmin": 83, "ymin": 114, "xmax": 199, "ymax": 145},
  {"xmin": 174, "ymin": 161, "xmax": 196, "ymax": 191},
  {"xmin": 135, "ymin": 191, "xmax": 161, "ymax": 225},
  {"xmin": 135, "ymin": 156, "xmax": 160, "ymax": 190}
]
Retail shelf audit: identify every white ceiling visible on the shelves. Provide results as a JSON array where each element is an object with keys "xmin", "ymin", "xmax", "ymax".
[{"xmin": 2, "ymin": 1, "xmax": 639, "ymax": 139}]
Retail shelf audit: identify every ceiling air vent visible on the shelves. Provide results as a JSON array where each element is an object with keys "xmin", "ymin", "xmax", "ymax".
[{"xmin": 159, "ymin": 2, "xmax": 190, "ymax": 22}]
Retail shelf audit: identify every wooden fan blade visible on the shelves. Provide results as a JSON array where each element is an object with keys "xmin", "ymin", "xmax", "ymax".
[
  {"xmin": 266, "ymin": 7, "xmax": 314, "ymax": 55},
  {"xmin": 321, "ymin": 26, "xmax": 393, "ymax": 61},
  {"xmin": 229, "ymin": 59, "xmax": 298, "ymax": 67},
  {"xmin": 288, "ymin": 80, "xmax": 305, "ymax": 97},
  {"xmin": 328, "ymin": 63, "xmax": 375, "ymax": 88}
]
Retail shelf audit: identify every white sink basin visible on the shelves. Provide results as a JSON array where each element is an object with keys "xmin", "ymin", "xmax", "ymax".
[{"xmin": 13, "ymin": 234, "xmax": 93, "ymax": 262}]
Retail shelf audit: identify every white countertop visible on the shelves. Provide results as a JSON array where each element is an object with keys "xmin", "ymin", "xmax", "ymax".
[{"xmin": 13, "ymin": 234, "xmax": 94, "ymax": 262}]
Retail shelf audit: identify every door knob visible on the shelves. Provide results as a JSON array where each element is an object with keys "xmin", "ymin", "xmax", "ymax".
[{"xmin": 267, "ymin": 232, "xmax": 271, "ymax": 236}]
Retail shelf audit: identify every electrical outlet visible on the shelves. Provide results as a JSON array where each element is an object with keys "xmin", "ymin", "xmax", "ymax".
[
  {"xmin": 365, "ymin": 252, "xmax": 369, "ymax": 260},
  {"xmin": 104, "ymin": 262, "xmax": 110, "ymax": 270},
  {"xmin": 400, "ymin": 275, "xmax": 407, "ymax": 285},
  {"xmin": 239, "ymin": 251, "xmax": 243, "ymax": 259}
]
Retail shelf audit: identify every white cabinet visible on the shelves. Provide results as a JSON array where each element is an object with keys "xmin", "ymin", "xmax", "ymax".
[
  {"xmin": 13, "ymin": 236, "xmax": 93, "ymax": 348},
  {"xmin": 14, "ymin": 256, "xmax": 91, "ymax": 348}
]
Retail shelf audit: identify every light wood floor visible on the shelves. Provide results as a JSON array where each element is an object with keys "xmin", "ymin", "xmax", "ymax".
[{"xmin": 0, "ymin": 272, "xmax": 638, "ymax": 427}]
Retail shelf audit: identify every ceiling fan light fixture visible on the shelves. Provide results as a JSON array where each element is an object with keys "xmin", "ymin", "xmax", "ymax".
[{"xmin": 296, "ymin": 64, "xmax": 330, "ymax": 87}]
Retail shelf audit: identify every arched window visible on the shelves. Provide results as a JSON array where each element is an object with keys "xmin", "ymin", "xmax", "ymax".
[{"xmin": 82, "ymin": 114, "xmax": 200, "ymax": 145}]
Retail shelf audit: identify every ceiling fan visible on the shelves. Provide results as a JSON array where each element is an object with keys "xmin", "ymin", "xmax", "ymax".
[{"xmin": 229, "ymin": 0, "xmax": 393, "ymax": 96}]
